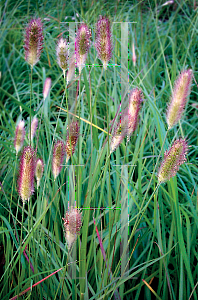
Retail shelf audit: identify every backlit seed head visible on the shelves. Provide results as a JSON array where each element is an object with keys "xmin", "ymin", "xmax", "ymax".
[
  {"xmin": 43, "ymin": 77, "xmax": 51, "ymax": 100},
  {"xmin": 95, "ymin": 15, "xmax": 113, "ymax": 69},
  {"xmin": 56, "ymin": 38, "xmax": 69, "ymax": 75},
  {"xmin": 29, "ymin": 117, "xmax": 38, "ymax": 141},
  {"xmin": 110, "ymin": 115, "xmax": 128, "ymax": 154},
  {"xmin": 127, "ymin": 88, "xmax": 143, "ymax": 138},
  {"xmin": 62, "ymin": 206, "xmax": 82, "ymax": 249},
  {"xmin": 18, "ymin": 146, "xmax": 36, "ymax": 203},
  {"xmin": 52, "ymin": 140, "xmax": 65, "ymax": 179},
  {"xmin": 24, "ymin": 18, "xmax": 44, "ymax": 67},
  {"xmin": 75, "ymin": 23, "xmax": 91, "ymax": 74},
  {"xmin": 14, "ymin": 120, "xmax": 25, "ymax": 154},
  {"xmin": 66, "ymin": 53, "xmax": 76, "ymax": 85},
  {"xmin": 158, "ymin": 138, "xmax": 188, "ymax": 183},
  {"xmin": 66, "ymin": 121, "xmax": 79, "ymax": 162},
  {"xmin": 35, "ymin": 158, "xmax": 44, "ymax": 188},
  {"xmin": 166, "ymin": 69, "xmax": 193, "ymax": 129}
]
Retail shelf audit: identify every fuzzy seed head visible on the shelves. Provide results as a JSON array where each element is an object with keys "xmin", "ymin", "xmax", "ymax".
[
  {"xmin": 75, "ymin": 23, "xmax": 91, "ymax": 74},
  {"xmin": 43, "ymin": 77, "xmax": 51, "ymax": 100},
  {"xmin": 18, "ymin": 146, "xmax": 36, "ymax": 203},
  {"xmin": 35, "ymin": 158, "xmax": 44, "ymax": 188},
  {"xmin": 62, "ymin": 207, "xmax": 82, "ymax": 249},
  {"xmin": 158, "ymin": 138, "xmax": 188, "ymax": 183},
  {"xmin": 132, "ymin": 42, "xmax": 136, "ymax": 67},
  {"xmin": 66, "ymin": 121, "xmax": 79, "ymax": 162},
  {"xmin": 127, "ymin": 88, "xmax": 143, "ymax": 138},
  {"xmin": 66, "ymin": 53, "xmax": 76, "ymax": 85},
  {"xmin": 56, "ymin": 38, "xmax": 69, "ymax": 74},
  {"xmin": 29, "ymin": 117, "xmax": 38, "ymax": 141},
  {"xmin": 166, "ymin": 69, "xmax": 193, "ymax": 129},
  {"xmin": 24, "ymin": 18, "xmax": 44, "ymax": 67},
  {"xmin": 52, "ymin": 140, "xmax": 65, "ymax": 179},
  {"xmin": 110, "ymin": 117, "xmax": 128, "ymax": 154},
  {"xmin": 95, "ymin": 16, "xmax": 113, "ymax": 69},
  {"xmin": 14, "ymin": 120, "xmax": 25, "ymax": 154}
]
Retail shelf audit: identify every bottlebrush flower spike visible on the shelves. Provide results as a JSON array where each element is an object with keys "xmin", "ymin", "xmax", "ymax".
[
  {"xmin": 35, "ymin": 158, "xmax": 44, "ymax": 188},
  {"xmin": 110, "ymin": 117, "xmax": 128, "ymax": 154},
  {"xmin": 52, "ymin": 140, "xmax": 65, "ymax": 179},
  {"xmin": 66, "ymin": 53, "xmax": 76, "ymax": 85},
  {"xmin": 18, "ymin": 146, "xmax": 36, "ymax": 203},
  {"xmin": 43, "ymin": 77, "xmax": 51, "ymax": 100},
  {"xmin": 95, "ymin": 15, "xmax": 113, "ymax": 69},
  {"xmin": 56, "ymin": 38, "xmax": 69, "ymax": 77},
  {"xmin": 127, "ymin": 88, "xmax": 143, "ymax": 139},
  {"xmin": 66, "ymin": 121, "xmax": 79, "ymax": 163},
  {"xmin": 14, "ymin": 120, "xmax": 25, "ymax": 154},
  {"xmin": 62, "ymin": 206, "xmax": 82, "ymax": 249},
  {"xmin": 29, "ymin": 116, "xmax": 38, "ymax": 141},
  {"xmin": 75, "ymin": 23, "xmax": 91, "ymax": 74},
  {"xmin": 24, "ymin": 18, "xmax": 44, "ymax": 67},
  {"xmin": 158, "ymin": 138, "xmax": 188, "ymax": 183},
  {"xmin": 132, "ymin": 42, "xmax": 136, "ymax": 67},
  {"xmin": 166, "ymin": 69, "xmax": 193, "ymax": 129}
]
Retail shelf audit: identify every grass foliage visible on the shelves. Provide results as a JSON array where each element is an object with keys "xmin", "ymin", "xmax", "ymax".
[{"xmin": 0, "ymin": 0, "xmax": 198, "ymax": 299}]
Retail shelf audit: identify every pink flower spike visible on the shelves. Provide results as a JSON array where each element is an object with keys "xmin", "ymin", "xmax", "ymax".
[
  {"xmin": 66, "ymin": 121, "xmax": 79, "ymax": 163},
  {"xmin": 35, "ymin": 158, "xmax": 44, "ymax": 188},
  {"xmin": 158, "ymin": 138, "xmax": 188, "ymax": 183},
  {"xmin": 56, "ymin": 38, "xmax": 69, "ymax": 76},
  {"xmin": 95, "ymin": 16, "xmax": 113, "ymax": 70},
  {"xmin": 24, "ymin": 18, "xmax": 44, "ymax": 67},
  {"xmin": 127, "ymin": 88, "xmax": 143, "ymax": 139},
  {"xmin": 52, "ymin": 140, "xmax": 65, "ymax": 179},
  {"xmin": 29, "ymin": 117, "xmax": 38, "ymax": 141},
  {"xmin": 66, "ymin": 53, "xmax": 76, "ymax": 85},
  {"xmin": 43, "ymin": 77, "xmax": 51, "ymax": 100},
  {"xmin": 14, "ymin": 120, "xmax": 25, "ymax": 154},
  {"xmin": 75, "ymin": 23, "xmax": 91, "ymax": 74},
  {"xmin": 62, "ymin": 206, "xmax": 82, "ymax": 249},
  {"xmin": 18, "ymin": 146, "xmax": 36, "ymax": 203},
  {"xmin": 166, "ymin": 69, "xmax": 193, "ymax": 129},
  {"xmin": 132, "ymin": 42, "xmax": 136, "ymax": 67}
]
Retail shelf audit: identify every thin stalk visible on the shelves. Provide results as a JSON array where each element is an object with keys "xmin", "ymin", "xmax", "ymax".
[
  {"xmin": 30, "ymin": 66, "xmax": 33, "ymax": 146},
  {"xmin": 17, "ymin": 203, "xmax": 24, "ymax": 300}
]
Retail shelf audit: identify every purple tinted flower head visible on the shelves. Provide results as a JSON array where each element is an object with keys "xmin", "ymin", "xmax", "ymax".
[
  {"xmin": 56, "ymin": 38, "xmax": 69, "ymax": 76},
  {"xmin": 14, "ymin": 120, "xmax": 25, "ymax": 154},
  {"xmin": 35, "ymin": 158, "xmax": 44, "ymax": 188},
  {"xmin": 166, "ymin": 69, "xmax": 193, "ymax": 129},
  {"xmin": 66, "ymin": 121, "xmax": 79, "ymax": 162},
  {"xmin": 62, "ymin": 206, "xmax": 82, "ymax": 249},
  {"xmin": 52, "ymin": 140, "xmax": 65, "ymax": 179},
  {"xmin": 43, "ymin": 77, "xmax": 51, "ymax": 100},
  {"xmin": 29, "ymin": 116, "xmax": 38, "ymax": 141},
  {"xmin": 24, "ymin": 18, "xmax": 44, "ymax": 67},
  {"xmin": 127, "ymin": 88, "xmax": 143, "ymax": 139},
  {"xmin": 110, "ymin": 116, "xmax": 128, "ymax": 154},
  {"xmin": 95, "ymin": 15, "xmax": 113, "ymax": 69},
  {"xmin": 75, "ymin": 23, "xmax": 91, "ymax": 74},
  {"xmin": 18, "ymin": 146, "xmax": 36, "ymax": 203},
  {"xmin": 158, "ymin": 138, "xmax": 188, "ymax": 183}
]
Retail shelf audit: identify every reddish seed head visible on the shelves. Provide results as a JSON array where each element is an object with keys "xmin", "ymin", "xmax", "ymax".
[
  {"xmin": 127, "ymin": 88, "xmax": 143, "ymax": 138},
  {"xmin": 75, "ymin": 23, "xmax": 91, "ymax": 74},
  {"xmin": 52, "ymin": 140, "xmax": 65, "ymax": 179},
  {"xmin": 35, "ymin": 158, "xmax": 44, "ymax": 188},
  {"xmin": 66, "ymin": 121, "xmax": 79, "ymax": 162},
  {"xmin": 56, "ymin": 38, "xmax": 69, "ymax": 76},
  {"xmin": 158, "ymin": 138, "xmax": 188, "ymax": 183},
  {"xmin": 166, "ymin": 69, "xmax": 193, "ymax": 129},
  {"xmin": 29, "ymin": 117, "xmax": 38, "ymax": 141},
  {"xmin": 18, "ymin": 146, "xmax": 36, "ymax": 203},
  {"xmin": 95, "ymin": 15, "xmax": 113, "ymax": 69},
  {"xmin": 110, "ymin": 118, "xmax": 128, "ymax": 154},
  {"xmin": 14, "ymin": 120, "xmax": 25, "ymax": 154},
  {"xmin": 24, "ymin": 18, "xmax": 44, "ymax": 67},
  {"xmin": 43, "ymin": 77, "xmax": 51, "ymax": 100},
  {"xmin": 62, "ymin": 206, "xmax": 82, "ymax": 249}
]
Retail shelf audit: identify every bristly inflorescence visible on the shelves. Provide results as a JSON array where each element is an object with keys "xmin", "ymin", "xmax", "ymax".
[
  {"xmin": 127, "ymin": 88, "xmax": 143, "ymax": 139},
  {"xmin": 18, "ymin": 146, "xmax": 36, "ymax": 203},
  {"xmin": 52, "ymin": 140, "xmax": 65, "ymax": 179},
  {"xmin": 24, "ymin": 18, "xmax": 44, "ymax": 67},
  {"xmin": 166, "ymin": 69, "xmax": 193, "ymax": 129},
  {"xmin": 14, "ymin": 120, "xmax": 25, "ymax": 155},
  {"xmin": 35, "ymin": 158, "xmax": 44, "ymax": 188},
  {"xmin": 158, "ymin": 138, "xmax": 188, "ymax": 183},
  {"xmin": 110, "ymin": 117, "xmax": 128, "ymax": 154},
  {"xmin": 95, "ymin": 15, "xmax": 113, "ymax": 70},
  {"xmin": 56, "ymin": 38, "xmax": 69, "ymax": 77},
  {"xmin": 29, "ymin": 116, "xmax": 38, "ymax": 141},
  {"xmin": 62, "ymin": 206, "xmax": 82, "ymax": 249},
  {"xmin": 75, "ymin": 23, "xmax": 91, "ymax": 74},
  {"xmin": 43, "ymin": 77, "xmax": 51, "ymax": 100},
  {"xmin": 66, "ymin": 121, "xmax": 79, "ymax": 163}
]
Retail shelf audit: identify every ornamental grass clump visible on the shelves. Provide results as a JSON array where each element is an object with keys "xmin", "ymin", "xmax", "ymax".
[
  {"xmin": 14, "ymin": 120, "xmax": 25, "ymax": 155},
  {"xmin": 24, "ymin": 18, "xmax": 44, "ymax": 67},
  {"xmin": 18, "ymin": 146, "xmax": 36, "ymax": 203},
  {"xmin": 66, "ymin": 121, "xmax": 79, "ymax": 163},
  {"xmin": 56, "ymin": 38, "xmax": 69, "ymax": 77},
  {"xmin": 62, "ymin": 207, "xmax": 82, "ymax": 249},
  {"xmin": 35, "ymin": 158, "xmax": 44, "ymax": 188},
  {"xmin": 166, "ymin": 69, "xmax": 193, "ymax": 129},
  {"xmin": 75, "ymin": 23, "xmax": 91, "ymax": 74},
  {"xmin": 158, "ymin": 138, "xmax": 188, "ymax": 183},
  {"xmin": 52, "ymin": 140, "xmax": 65, "ymax": 179},
  {"xmin": 95, "ymin": 15, "xmax": 113, "ymax": 69}
]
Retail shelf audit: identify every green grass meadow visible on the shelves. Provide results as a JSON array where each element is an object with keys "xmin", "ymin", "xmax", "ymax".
[{"xmin": 0, "ymin": 0, "xmax": 198, "ymax": 299}]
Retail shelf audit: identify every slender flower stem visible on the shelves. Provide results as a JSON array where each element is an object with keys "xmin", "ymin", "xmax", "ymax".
[
  {"xmin": 17, "ymin": 204, "xmax": 24, "ymax": 300},
  {"xmin": 29, "ymin": 66, "xmax": 33, "ymax": 147}
]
